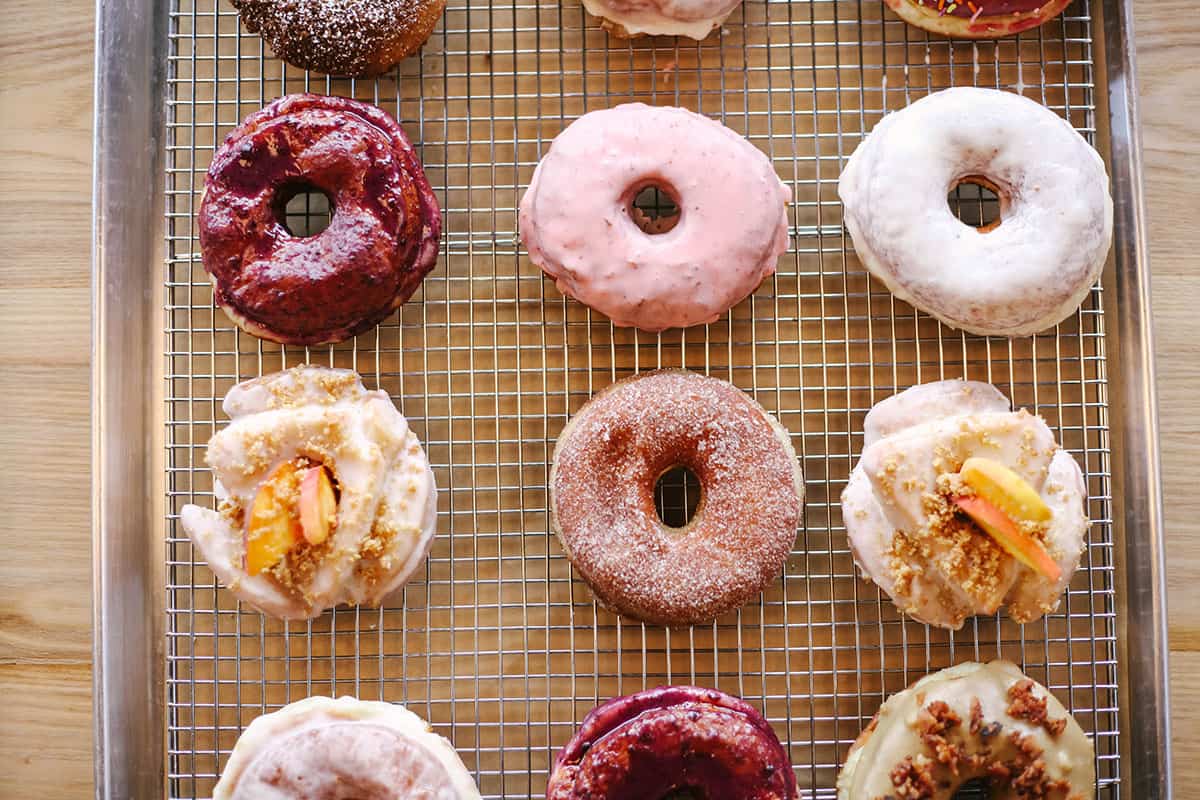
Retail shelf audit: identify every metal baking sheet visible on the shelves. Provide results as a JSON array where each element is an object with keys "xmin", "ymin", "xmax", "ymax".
[{"xmin": 91, "ymin": 0, "xmax": 1171, "ymax": 796}]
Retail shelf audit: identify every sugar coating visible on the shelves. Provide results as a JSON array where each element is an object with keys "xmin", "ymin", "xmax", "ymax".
[
  {"xmin": 232, "ymin": 0, "xmax": 445, "ymax": 77},
  {"xmin": 550, "ymin": 370, "xmax": 804, "ymax": 626}
]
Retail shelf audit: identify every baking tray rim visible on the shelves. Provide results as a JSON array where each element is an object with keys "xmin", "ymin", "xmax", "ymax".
[{"xmin": 89, "ymin": 0, "xmax": 1172, "ymax": 796}]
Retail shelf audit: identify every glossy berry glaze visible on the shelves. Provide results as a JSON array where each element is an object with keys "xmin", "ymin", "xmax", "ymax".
[
  {"xmin": 546, "ymin": 686, "xmax": 797, "ymax": 800},
  {"xmin": 884, "ymin": 0, "xmax": 1073, "ymax": 38},
  {"xmin": 199, "ymin": 94, "xmax": 440, "ymax": 345}
]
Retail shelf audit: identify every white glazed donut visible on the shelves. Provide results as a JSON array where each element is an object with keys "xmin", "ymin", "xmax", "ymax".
[
  {"xmin": 520, "ymin": 103, "xmax": 791, "ymax": 332},
  {"xmin": 581, "ymin": 0, "xmax": 743, "ymax": 39},
  {"xmin": 838, "ymin": 87, "xmax": 1113, "ymax": 337},
  {"xmin": 214, "ymin": 697, "xmax": 481, "ymax": 799},
  {"xmin": 180, "ymin": 366, "xmax": 438, "ymax": 620},
  {"xmin": 841, "ymin": 380, "xmax": 1089, "ymax": 629}
]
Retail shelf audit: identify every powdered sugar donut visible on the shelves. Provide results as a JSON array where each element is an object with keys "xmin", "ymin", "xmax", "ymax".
[
  {"xmin": 180, "ymin": 366, "xmax": 438, "ymax": 620},
  {"xmin": 550, "ymin": 370, "xmax": 804, "ymax": 625},
  {"xmin": 582, "ymin": 0, "xmax": 743, "ymax": 38},
  {"xmin": 520, "ymin": 104, "xmax": 791, "ymax": 332},
  {"xmin": 839, "ymin": 87, "xmax": 1112, "ymax": 337},
  {"xmin": 214, "ymin": 696, "xmax": 481, "ymax": 799}
]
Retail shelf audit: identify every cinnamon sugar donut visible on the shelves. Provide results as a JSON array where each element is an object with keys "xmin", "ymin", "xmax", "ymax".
[
  {"xmin": 550, "ymin": 370, "xmax": 804, "ymax": 626},
  {"xmin": 231, "ymin": 0, "xmax": 446, "ymax": 77},
  {"xmin": 214, "ymin": 696, "xmax": 481, "ymax": 799},
  {"xmin": 547, "ymin": 686, "xmax": 797, "ymax": 799},
  {"xmin": 838, "ymin": 662, "xmax": 1095, "ymax": 799}
]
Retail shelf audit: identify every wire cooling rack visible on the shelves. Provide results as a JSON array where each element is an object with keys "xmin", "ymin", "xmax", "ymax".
[{"xmin": 162, "ymin": 0, "xmax": 1118, "ymax": 796}]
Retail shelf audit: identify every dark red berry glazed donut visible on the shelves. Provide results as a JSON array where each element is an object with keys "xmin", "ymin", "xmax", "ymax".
[
  {"xmin": 199, "ymin": 93, "xmax": 440, "ymax": 345},
  {"xmin": 550, "ymin": 370, "xmax": 804, "ymax": 626},
  {"xmin": 547, "ymin": 686, "xmax": 798, "ymax": 800}
]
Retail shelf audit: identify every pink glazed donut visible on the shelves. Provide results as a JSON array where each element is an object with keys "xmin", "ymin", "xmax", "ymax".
[{"xmin": 519, "ymin": 104, "xmax": 791, "ymax": 332}]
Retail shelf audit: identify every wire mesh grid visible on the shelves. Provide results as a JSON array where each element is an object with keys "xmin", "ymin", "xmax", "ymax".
[{"xmin": 162, "ymin": 0, "xmax": 1120, "ymax": 797}]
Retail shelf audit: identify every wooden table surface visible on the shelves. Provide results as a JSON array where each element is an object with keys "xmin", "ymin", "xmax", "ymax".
[{"xmin": 0, "ymin": 0, "xmax": 1195, "ymax": 795}]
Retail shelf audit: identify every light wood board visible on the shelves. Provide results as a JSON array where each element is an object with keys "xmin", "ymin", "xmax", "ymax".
[{"xmin": 0, "ymin": 0, "xmax": 1194, "ymax": 795}]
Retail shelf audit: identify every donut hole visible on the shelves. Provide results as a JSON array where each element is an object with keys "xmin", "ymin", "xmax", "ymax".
[
  {"xmin": 654, "ymin": 465, "xmax": 702, "ymax": 529},
  {"xmin": 948, "ymin": 176, "xmax": 1004, "ymax": 233},
  {"xmin": 629, "ymin": 183, "xmax": 682, "ymax": 235},
  {"xmin": 275, "ymin": 180, "xmax": 335, "ymax": 238},
  {"xmin": 952, "ymin": 777, "xmax": 992, "ymax": 798}
]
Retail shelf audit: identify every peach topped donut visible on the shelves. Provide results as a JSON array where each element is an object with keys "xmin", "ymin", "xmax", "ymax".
[
  {"xmin": 199, "ymin": 93, "xmax": 441, "ymax": 345},
  {"xmin": 838, "ymin": 87, "xmax": 1112, "ymax": 337},
  {"xmin": 548, "ymin": 686, "xmax": 797, "ymax": 800},
  {"xmin": 214, "ymin": 697, "xmax": 481, "ymax": 799},
  {"xmin": 582, "ymin": 0, "xmax": 745, "ymax": 39},
  {"xmin": 841, "ymin": 380, "xmax": 1089, "ymax": 629},
  {"xmin": 520, "ymin": 104, "xmax": 790, "ymax": 332},
  {"xmin": 180, "ymin": 366, "xmax": 438, "ymax": 620},
  {"xmin": 550, "ymin": 370, "xmax": 804, "ymax": 625}
]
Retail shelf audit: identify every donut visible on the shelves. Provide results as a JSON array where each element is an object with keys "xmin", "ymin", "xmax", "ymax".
[
  {"xmin": 581, "ymin": 0, "xmax": 744, "ymax": 39},
  {"xmin": 883, "ymin": 0, "xmax": 1074, "ymax": 39},
  {"xmin": 230, "ymin": 0, "xmax": 445, "ymax": 77},
  {"xmin": 838, "ymin": 661, "xmax": 1095, "ymax": 799},
  {"xmin": 199, "ymin": 93, "xmax": 441, "ymax": 346},
  {"xmin": 838, "ymin": 87, "xmax": 1112, "ymax": 337},
  {"xmin": 547, "ymin": 686, "xmax": 797, "ymax": 799},
  {"xmin": 519, "ymin": 104, "xmax": 791, "ymax": 332},
  {"xmin": 841, "ymin": 380, "xmax": 1089, "ymax": 629},
  {"xmin": 180, "ymin": 366, "xmax": 438, "ymax": 620},
  {"xmin": 214, "ymin": 696, "xmax": 481, "ymax": 799},
  {"xmin": 550, "ymin": 370, "xmax": 804, "ymax": 625}
]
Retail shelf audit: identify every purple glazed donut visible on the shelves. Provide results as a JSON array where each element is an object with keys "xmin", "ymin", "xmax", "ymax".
[
  {"xmin": 547, "ymin": 686, "xmax": 797, "ymax": 800},
  {"xmin": 199, "ymin": 93, "xmax": 441, "ymax": 345}
]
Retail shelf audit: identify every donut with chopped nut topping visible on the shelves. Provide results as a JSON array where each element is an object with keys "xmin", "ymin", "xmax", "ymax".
[{"xmin": 838, "ymin": 661, "xmax": 1095, "ymax": 800}]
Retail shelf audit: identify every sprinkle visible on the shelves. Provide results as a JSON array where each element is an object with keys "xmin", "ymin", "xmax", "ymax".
[
  {"xmin": 938, "ymin": 0, "xmax": 945, "ymax": 9},
  {"xmin": 967, "ymin": 1, "xmax": 979, "ymax": 11},
  {"xmin": 970, "ymin": 4, "xmax": 984, "ymax": 22},
  {"xmin": 947, "ymin": 3, "xmax": 958, "ymax": 12}
]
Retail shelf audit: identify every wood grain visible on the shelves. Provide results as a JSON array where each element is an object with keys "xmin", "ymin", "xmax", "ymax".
[{"xmin": 0, "ymin": 0, "xmax": 1194, "ymax": 796}]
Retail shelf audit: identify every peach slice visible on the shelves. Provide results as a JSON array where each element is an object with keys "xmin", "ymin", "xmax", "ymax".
[
  {"xmin": 245, "ymin": 460, "xmax": 303, "ymax": 576},
  {"xmin": 953, "ymin": 494, "xmax": 1061, "ymax": 582},
  {"xmin": 298, "ymin": 465, "xmax": 337, "ymax": 546},
  {"xmin": 959, "ymin": 457, "xmax": 1051, "ymax": 523}
]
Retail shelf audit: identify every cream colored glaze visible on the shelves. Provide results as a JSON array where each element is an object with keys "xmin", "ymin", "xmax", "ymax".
[
  {"xmin": 180, "ymin": 366, "xmax": 437, "ymax": 620},
  {"xmin": 581, "ymin": 0, "xmax": 742, "ymax": 38},
  {"xmin": 837, "ymin": 661, "xmax": 1096, "ymax": 799},
  {"xmin": 519, "ymin": 103, "xmax": 791, "ymax": 332},
  {"xmin": 214, "ymin": 696, "xmax": 481, "ymax": 800},
  {"xmin": 838, "ymin": 87, "xmax": 1113, "ymax": 337},
  {"xmin": 842, "ymin": 380, "xmax": 1089, "ymax": 629}
]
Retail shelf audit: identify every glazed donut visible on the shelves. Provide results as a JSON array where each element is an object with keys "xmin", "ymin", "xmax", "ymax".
[
  {"xmin": 547, "ymin": 686, "xmax": 797, "ymax": 799},
  {"xmin": 581, "ymin": 0, "xmax": 743, "ymax": 39},
  {"xmin": 550, "ymin": 370, "xmax": 803, "ymax": 625},
  {"xmin": 841, "ymin": 380, "xmax": 1089, "ymax": 629},
  {"xmin": 838, "ymin": 661, "xmax": 1095, "ymax": 799},
  {"xmin": 199, "ymin": 94, "xmax": 441, "ymax": 345},
  {"xmin": 214, "ymin": 696, "xmax": 481, "ymax": 799},
  {"xmin": 838, "ymin": 87, "xmax": 1112, "ymax": 337},
  {"xmin": 230, "ymin": 0, "xmax": 445, "ymax": 77},
  {"xmin": 180, "ymin": 366, "xmax": 438, "ymax": 620},
  {"xmin": 883, "ymin": 0, "xmax": 1073, "ymax": 39},
  {"xmin": 520, "ymin": 104, "xmax": 790, "ymax": 332}
]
